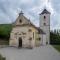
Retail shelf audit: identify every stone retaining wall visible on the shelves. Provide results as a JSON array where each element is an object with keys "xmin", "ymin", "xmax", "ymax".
[{"xmin": 0, "ymin": 45, "xmax": 9, "ymax": 48}]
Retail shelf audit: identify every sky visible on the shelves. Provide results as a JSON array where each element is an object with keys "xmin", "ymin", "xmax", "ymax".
[{"xmin": 0, "ymin": 0, "xmax": 60, "ymax": 30}]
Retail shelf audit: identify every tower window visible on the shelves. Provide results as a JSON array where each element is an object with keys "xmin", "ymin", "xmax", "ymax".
[
  {"xmin": 44, "ymin": 23, "xmax": 46, "ymax": 25},
  {"xmin": 44, "ymin": 16, "xmax": 46, "ymax": 19},
  {"xmin": 19, "ymin": 19, "xmax": 22, "ymax": 23}
]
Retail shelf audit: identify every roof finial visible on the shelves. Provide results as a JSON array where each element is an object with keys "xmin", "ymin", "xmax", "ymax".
[
  {"xmin": 28, "ymin": 18, "xmax": 31, "ymax": 24},
  {"xmin": 19, "ymin": 10, "xmax": 24, "ymax": 16}
]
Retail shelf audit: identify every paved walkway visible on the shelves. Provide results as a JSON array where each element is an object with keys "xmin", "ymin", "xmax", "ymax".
[{"xmin": 0, "ymin": 45, "xmax": 60, "ymax": 60}]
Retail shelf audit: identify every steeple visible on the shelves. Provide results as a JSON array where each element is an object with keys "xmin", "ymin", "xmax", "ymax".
[{"xmin": 40, "ymin": 9, "xmax": 50, "ymax": 15}]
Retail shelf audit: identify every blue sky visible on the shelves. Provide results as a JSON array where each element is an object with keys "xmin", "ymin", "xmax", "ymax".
[{"xmin": 0, "ymin": 0, "xmax": 60, "ymax": 30}]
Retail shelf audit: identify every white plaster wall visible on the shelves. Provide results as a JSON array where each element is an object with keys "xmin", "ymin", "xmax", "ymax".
[
  {"xmin": 39, "ymin": 34, "xmax": 43, "ymax": 45},
  {"xmin": 15, "ymin": 15, "xmax": 30, "ymax": 26},
  {"xmin": 42, "ymin": 34, "xmax": 46, "ymax": 45},
  {"xmin": 40, "ymin": 14, "xmax": 50, "ymax": 27},
  {"xmin": 40, "ymin": 13, "xmax": 50, "ymax": 45},
  {"xmin": 9, "ymin": 26, "xmax": 35, "ymax": 48}
]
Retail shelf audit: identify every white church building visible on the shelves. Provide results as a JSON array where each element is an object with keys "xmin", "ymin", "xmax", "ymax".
[{"xmin": 9, "ymin": 9, "xmax": 50, "ymax": 48}]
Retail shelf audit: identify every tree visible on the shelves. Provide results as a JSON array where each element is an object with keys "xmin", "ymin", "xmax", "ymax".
[{"xmin": 50, "ymin": 30, "xmax": 60, "ymax": 45}]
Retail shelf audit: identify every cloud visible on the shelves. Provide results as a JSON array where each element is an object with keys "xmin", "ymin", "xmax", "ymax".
[
  {"xmin": 50, "ymin": 0, "xmax": 60, "ymax": 30},
  {"xmin": 0, "ymin": 0, "xmax": 60, "ymax": 30}
]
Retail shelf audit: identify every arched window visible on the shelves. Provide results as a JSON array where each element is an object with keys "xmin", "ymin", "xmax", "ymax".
[
  {"xmin": 44, "ymin": 16, "xmax": 46, "ymax": 19},
  {"xmin": 19, "ymin": 19, "xmax": 22, "ymax": 23}
]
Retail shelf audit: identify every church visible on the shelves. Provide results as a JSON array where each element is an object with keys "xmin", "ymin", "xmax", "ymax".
[{"xmin": 9, "ymin": 9, "xmax": 50, "ymax": 48}]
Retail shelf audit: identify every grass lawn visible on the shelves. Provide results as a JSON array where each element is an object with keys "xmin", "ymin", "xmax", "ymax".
[
  {"xmin": 0, "ymin": 54, "xmax": 6, "ymax": 60},
  {"xmin": 52, "ymin": 45, "xmax": 60, "ymax": 52}
]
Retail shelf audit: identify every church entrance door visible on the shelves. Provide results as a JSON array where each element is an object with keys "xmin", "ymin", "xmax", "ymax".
[{"xmin": 19, "ymin": 37, "xmax": 22, "ymax": 47}]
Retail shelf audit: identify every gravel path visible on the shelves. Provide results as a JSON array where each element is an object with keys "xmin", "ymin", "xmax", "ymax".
[{"xmin": 0, "ymin": 45, "xmax": 60, "ymax": 60}]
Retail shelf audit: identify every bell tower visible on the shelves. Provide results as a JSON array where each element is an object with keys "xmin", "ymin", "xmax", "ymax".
[{"xmin": 39, "ymin": 9, "xmax": 50, "ymax": 45}]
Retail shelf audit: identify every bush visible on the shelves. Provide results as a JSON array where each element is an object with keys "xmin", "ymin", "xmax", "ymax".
[
  {"xmin": 0, "ymin": 24, "xmax": 12, "ymax": 40},
  {"xmin": 50, "ymin": 32, "xmax": 60, "ymax": 45}
]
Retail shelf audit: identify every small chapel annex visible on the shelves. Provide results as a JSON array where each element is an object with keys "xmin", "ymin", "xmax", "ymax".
[{"xmin": 9, "ymin": 9, "xmax": 50, "ymax": 48}]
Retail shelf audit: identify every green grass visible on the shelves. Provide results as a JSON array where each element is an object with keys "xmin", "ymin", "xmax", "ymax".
[
  {"xmin": 53, "ymin": 45, "xmax": 60, "ymax": 52},
  {"xmin": 0, "ymin": 54, "xmax": 6, "ymax": 60}
]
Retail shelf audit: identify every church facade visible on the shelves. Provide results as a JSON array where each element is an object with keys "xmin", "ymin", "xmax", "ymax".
[{"xmin": 9, "ymin": 9, "xmax": 50, "ymax": 48}]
